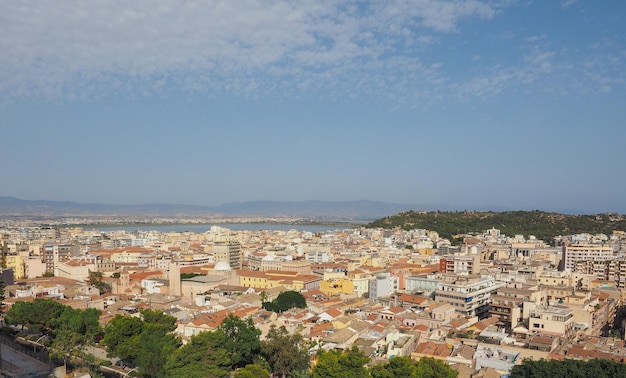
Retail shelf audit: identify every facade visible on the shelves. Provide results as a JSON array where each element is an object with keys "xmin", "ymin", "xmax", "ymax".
[
  {"xmin": 4, "ymin": 254, "xmax": 25, "ymax": 279},
  {"xmin": 561, "ymin": 244, "xmax": 613, "ymax": 272},
  {"xmin": 435, "ymin": 275, "xmax": 500, "ymax": 317},
  {"xmin": 213, "ymin": 241, "xmax": 242, "ymax": 270},
  {"xmin": 43, "ymin": 243, "xmax": 74, "ymax": 273},
  {"xmin": 528, "ymin": 305, "xmax": 574, "ymax": 338},
  {"xmin": 55, "ymin": 259, "xmax": 96, "ymax": 281},
  {"xmin": 405, "ymin": 274, "xmax": 440, "ymax": 295},
  {"xmin": 575, "ymin": 258, "xmax": 626, "ymax": 289},
  {"xmin": 439, "ymin": 254, "xmax": 481, "ymax": 275}
]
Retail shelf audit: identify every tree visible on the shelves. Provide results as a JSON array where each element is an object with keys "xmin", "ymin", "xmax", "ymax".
[
  {"xmin": 262, "ymin": 325, "xmax": 310, "ymax": 378},
  {"xmin": 218, "ymin": 314, "xmax": 262, "ymax": 370},
  {"xmin": 88, "ymin": 271, "xmax": 111, "ymax": 295},
  {"xmin": 312, "ymin": 346, "xmax": 370, "ymax": 378},
  {"xmin": 165, "ymin": 330, "xmax": 231, "ymax": 378},
  {"xmin": 140, "ymin": 309, "xmax": 177, "ymax": 332},
  {"xmin": 234, "ymin": 364, "xmax": 271, "ymax": 378},
  {"xmin": 510, "ymin": 358, "xmax": 626, "ymax": 378},
  {"xmin": 135, "ymin": 323, "xmax": 180, "ymax": 378},
  {"xmin": 102, "ymin": 314, "xmax": 144, "ymax": 361},
  {"xmin": 4, "ymin": 300, "xmax": 30, "ymax": 330},
  {"xmin": 371, "ymin": 356, "xmax": 415, "ymax": 378},
  {"xmin": 103, "ymin": 308, "xmax": 180, "ymax": 375},
  {"xmin": 413, "ymin": 357, "xmax": 458, "ymax": 378},
  {"xmin": 4, "ymin": 299, "xmax": 65, "ymax": 334},
  {"xmin": 262, "ymin": 290, "xmax": 307, "ymax": 313},
  {"xmin": 0, "ymin": 275, "xmax": 5, "ymax": 315}
]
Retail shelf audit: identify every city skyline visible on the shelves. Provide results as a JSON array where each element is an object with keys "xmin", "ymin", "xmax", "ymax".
[{"xmin": 2, "ymin": 1, "xmax": 625, "ymax": 214}]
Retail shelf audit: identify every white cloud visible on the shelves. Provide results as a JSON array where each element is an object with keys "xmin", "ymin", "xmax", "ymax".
[
  {"xmin": 0, "ymin": 0, "xmax": 503, "ymax": 101},
  {"xmin": 0, "ymin": 0, "xmax": 623, "ymax": 105}
]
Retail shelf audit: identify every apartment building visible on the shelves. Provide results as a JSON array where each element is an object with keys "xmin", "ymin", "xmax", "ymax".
[
  {"xmin": 439, "ymin": 254, "xmax": 481, "ymax": 275},
  {"xmin": 560, "ymin": 244, "xmax": 613, "ymax": 272},
  {"xmin": 213, "ymin": 241, "xmax": 243, "ymax": 270},
  {"xmin": 575, "ymin": 258, "xmax": 626, "ymax": 289},
  {"xmin": 528, "ymin": 306, "xmax": 575, "ymax": 338},
  {"xmin": 434, "ymin": 275, "xmax": 500, "ymax": 317},
  {"xmin": 43, "ymin": 242, "xmax": 75, "ymax": 273}
]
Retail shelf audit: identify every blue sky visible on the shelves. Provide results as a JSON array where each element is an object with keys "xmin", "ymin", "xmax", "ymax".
[{"xmin": 1, "ymin": 1, "xmax": 625, "ymax": 213}]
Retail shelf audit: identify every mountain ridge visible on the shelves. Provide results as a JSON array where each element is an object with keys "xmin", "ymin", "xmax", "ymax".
[{"xmin": 0, "ymin": 196, "xmax": 416, "ymax": 220}]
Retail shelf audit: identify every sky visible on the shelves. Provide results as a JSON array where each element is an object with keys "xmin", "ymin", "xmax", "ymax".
[{"xmin": 1, "ymin": 0, "xmax": 625, "ymax": 214}]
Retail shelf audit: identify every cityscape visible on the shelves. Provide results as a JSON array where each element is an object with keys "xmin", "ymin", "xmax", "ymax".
[
  {"xmin": 0, "ymin": 211, "xmax": 626, "ymax": 377},
  {"xmin": 2, "ymin": 0, "xmax": 626, "ymax": 377}
]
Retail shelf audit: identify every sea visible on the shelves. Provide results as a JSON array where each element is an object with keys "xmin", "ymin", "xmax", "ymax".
[{"xmin": 85, "ymin": 223, "xmax": 357, "ymax": 234}]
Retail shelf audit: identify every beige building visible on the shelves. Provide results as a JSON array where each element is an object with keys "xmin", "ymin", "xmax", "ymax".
[
  {"xmin": 213, "ymin": 241, "xmax": 242, "ymax": 270},
  {"xmin": 55, "ymin": 259, "xmax": 96, "ymax": 281},
  {"xmin": 561, "ymin": 244, "xmax": 613, "ymax": 272},
  {"xmin": 528, "ymin": 305, "xmax": 574, "ymax": 338},
  {"xmin": 435, "ymin": 275, "xmax": 501, "ymax": 317}
]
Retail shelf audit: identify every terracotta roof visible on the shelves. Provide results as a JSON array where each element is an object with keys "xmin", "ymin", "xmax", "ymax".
[
  {"xmin": 415, "ymin": 341, "xmax": 451, "ymax": 357},
  {"xmin": 325, "ymin": 308, "xmax": 343, "ymax": 318}
]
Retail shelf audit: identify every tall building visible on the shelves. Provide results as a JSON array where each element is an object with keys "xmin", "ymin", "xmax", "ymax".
[
  {"xmin": 213, "ymin": 241, "xmax": 242, "ymax": 269},
  {"xmin": 43, "ymin": 243, "xmax": 74, "ymax": 273},
  {"xmin": 560, "ymin": 244, "xmax": 613, "ymax": 272},
  {"xmin": 439, "ymin": 254, "xmax": 481, "ymax": 275}
]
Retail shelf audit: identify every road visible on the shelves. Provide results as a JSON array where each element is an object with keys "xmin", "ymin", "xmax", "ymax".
[{"xmin": 1, "ymin": 343, "xmax": 52, "ymax": 377}]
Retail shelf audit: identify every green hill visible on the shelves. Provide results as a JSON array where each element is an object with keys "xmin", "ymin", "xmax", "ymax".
[{"xmin": 367, "ymin": 210, "xmax": 626, "ymax": 243}]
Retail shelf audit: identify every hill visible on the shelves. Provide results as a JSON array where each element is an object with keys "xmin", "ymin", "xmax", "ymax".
[{"xmin": 367, "ymin": 210, "xmax": 626, "ymax": 243}]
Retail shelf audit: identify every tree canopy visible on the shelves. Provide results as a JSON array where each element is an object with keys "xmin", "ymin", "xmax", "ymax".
[
  {"xmin": 5, "ymin": 299, "xmax": 104, "ymax": 375},
  {"xmin": 5, "ymin": 298, "xmax": 68, "ymax": 334},
  {"xmin": 262, "ymin": 325, "xmax": 310, "ymax": 377},
  {"xmin": 312, "ymin": 346, "xmax": 371, "ymax": 378},
  {"xmin": 262, "ymin": 290, "xmax": 307, "ymax": 313},
  {"xmin": 218, "ymin": 314, "xmax": 262, "ymax": 370},
  {"xmin": 510, "ymin": 358, "xmax": 626, "ymax": 378},
  {"xmin": 368, "ymin": 210, "xmax": 626, "ymax": 243},
  {"xmin": 103, "ymin": 308, "xmax": 180, "ymax": 377},
  {"xmin": 165, "ymin": 329, "xmax": 233, "ymax": 378}
]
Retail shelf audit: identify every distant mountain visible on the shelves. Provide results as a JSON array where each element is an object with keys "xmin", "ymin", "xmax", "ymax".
[{"xmin": 0, "ymin": 196, "xmax": 414, "ymax": 220}]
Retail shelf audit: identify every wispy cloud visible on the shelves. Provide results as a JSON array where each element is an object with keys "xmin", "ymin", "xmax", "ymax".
[{"xmin": 0, "ymin": 1, "xmax": 623, "ymax": 105}]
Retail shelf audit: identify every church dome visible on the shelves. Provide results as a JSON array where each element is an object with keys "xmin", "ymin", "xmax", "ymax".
[{"xmin": 214, "ymin": 260, "xmax": 232, "ymax": 271}]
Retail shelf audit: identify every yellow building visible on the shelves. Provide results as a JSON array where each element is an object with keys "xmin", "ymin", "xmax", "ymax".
[
  {"xmin": 238, "ymin": 270, "xmax": 321, "ymax": 291},
  {"xmin": 5, "ymin": 254, "xmax": 25, "ymax": 279},
  {"xmin": 320, "ymin": 278, "xmax": 354, "ymax": 296}
]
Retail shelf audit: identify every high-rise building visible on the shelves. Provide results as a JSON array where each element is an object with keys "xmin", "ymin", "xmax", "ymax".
[
  {"xmin": 213, "ymin": 241, "xmax": 242, "ymax": 269},
  {"xmin": 560, "ymin": 244, "xmax": 613, "ymax": 272}
]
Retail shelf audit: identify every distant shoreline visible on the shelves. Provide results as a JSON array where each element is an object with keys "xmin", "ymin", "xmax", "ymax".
[{"xmin": 77, "ymin": 221, "xmax": 362, "ymax": 233}]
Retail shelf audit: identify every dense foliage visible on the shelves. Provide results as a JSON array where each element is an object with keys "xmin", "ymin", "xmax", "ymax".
[
  {"xmin": 368, "ymin": 210, "xmax": 626, "ymax": 243},
  {"xmin": 262, "ymin": 325, "xmax": 311, "ymax": 377},
  {"xmin": 262, "ymin": 290, "xmax": 307, "ymax": 313},
  {"xmin": 5, "ymin": 299, "xmax": 104, "ymax": 375},
  {"xmin": 312, "ymin": 349, "xmax": 458, "ymax": 378},
  {"xmin": 370, "ymin": 356, "xmax": 457, "ymax": 378},
  {"xmin": 103, "ymin": 308, "xmax": 181, "ymax": 377},
  {"xmin": 510, "ymin": 358, "xmax": 626, "ymax": 378}
]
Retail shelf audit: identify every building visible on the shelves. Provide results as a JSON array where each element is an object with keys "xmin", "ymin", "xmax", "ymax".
[
  {"xmin": 439, "ymin": 254, "xmax": 481, "ymax": 275},
  {"xmin": 55, "ymin": 259, "xmax": 96, "ymax": 281},
  {"xmin": 435, "ymin": 275, "xmax": 500, "ymax": 317},
  {"xmin": 405, "ymin": 274, "xmax": 440, "ymax": 295},
  {"xmin": 43, "ymin": 243, "xmax": 75, "ymax": 273},
  {"xmin": 528, "ymin": 305, "xmax": 574, "ymax": 338},
  {"xmin": 561, "ymin": 244, "xmax": 613, "ymax": 272},
  {"xmin": 213, "ymin": 241, "xmax": 242, "ymax": 270}
]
